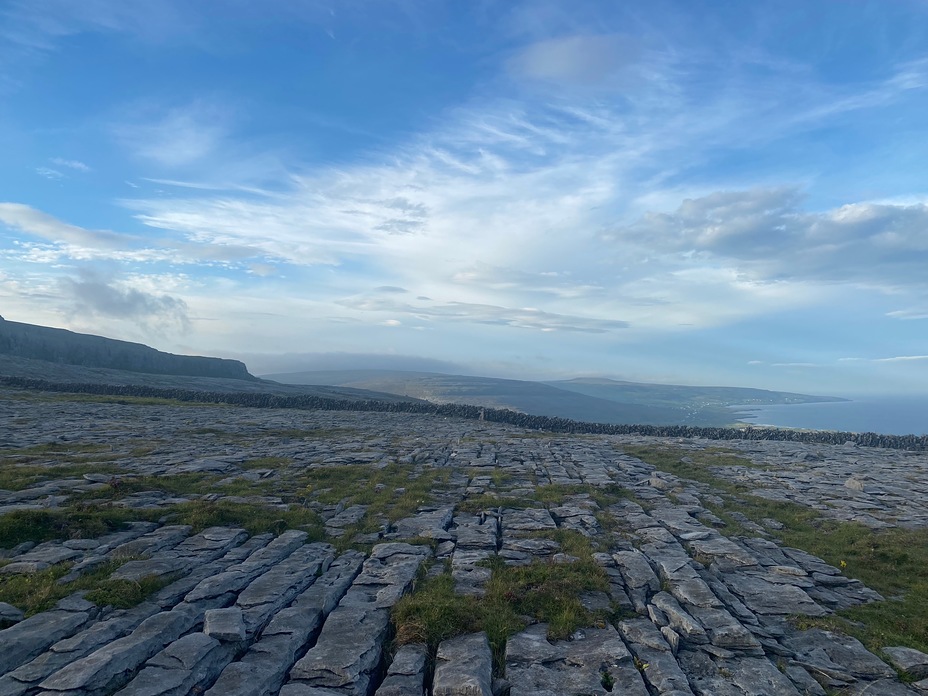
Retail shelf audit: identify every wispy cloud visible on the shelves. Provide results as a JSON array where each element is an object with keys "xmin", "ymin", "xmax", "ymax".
[
  {"xmin": 113, "ymin": 100, "xmax": 232, "ymax": 168},
  {"xmin": 507, "ymin": 34, "xmax": 643, "ymax": 86},
  {"xmin": 0, "ymin": 203, "xmax": 136, "ymax": 248},
  {"xmin": 840, "ymin": 355, "xmax": 928, "ymax": 363},
  {"xmin": 34, "ymin": 167, "xmax": 63, "ymax": 180},
  {"xmin": 50, "ymin": 157, "xmax": 90, "ymax": 172}
]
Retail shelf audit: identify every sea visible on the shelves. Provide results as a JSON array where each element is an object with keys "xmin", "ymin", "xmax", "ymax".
[{"xmin": 732, "ymin": 395, "xmax": 928, "ymax": 436}]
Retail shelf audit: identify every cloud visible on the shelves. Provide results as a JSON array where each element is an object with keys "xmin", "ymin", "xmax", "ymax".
[
  {"xmin": 887, "ymin": 308, "xmax": 928, "ymax": 320},
  {"xmin": 610, "ymin": 188, "xmax": 928, "ymax": 288},
  {"xmin": 508, "ymin": 34, "xmax": 642, "ymax": 85},
  {"xmin": 240, "ymin": 351, "xmax": 470, "ymax": 376},
  {"xmin": 35, "ymin": 167, "xmax": 64, "ymax": 180},
  {"xmin": 338, "ymin": 294, "xmax": 629, "ymax": 333},
  {"xmin": 58, "ymin": 269, "xmax": 189, "ymax": 332},
  {"xmin": 50, "ymin": 157, "xmax": 90, "ymax": 172},
  {"xmin": 114, "ymin": 100, "xmax": 231, "ymax": 167},
  {"xmin": 0, "ymin": 202, "xmax": 137, "ymax": 248},
  {"xmin": 840, "ymin": 355, "xmax": 928, "ymax": 363}
]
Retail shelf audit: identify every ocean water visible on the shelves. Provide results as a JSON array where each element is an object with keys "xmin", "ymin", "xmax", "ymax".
[{"xmin": 733, "ymin": 396, "xmax": 928, "ymax": 435}]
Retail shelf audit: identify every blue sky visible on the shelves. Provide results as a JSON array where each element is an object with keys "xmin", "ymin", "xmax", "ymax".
[{"xmin": 1, "ymin": 0, "xmax": 928, "ymax": 395}]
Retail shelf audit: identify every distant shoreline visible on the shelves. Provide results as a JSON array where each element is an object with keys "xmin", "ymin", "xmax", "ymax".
[{"xmin": 731, "ymin": 397, "xmax": 928, "ymax": 438}]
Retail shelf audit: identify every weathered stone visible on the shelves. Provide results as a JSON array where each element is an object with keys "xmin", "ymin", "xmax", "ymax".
[
  {"xmin": 374, "ymin": 643, "xmax": 427, "ymax": 696},
  {"xmin": 678, "ymin": 650, "xmax": 802, "ymax": 695},
  {"xmin": 784, "ymin": 629, "xmax": 896, "ymax": 680},
  {"xmin": 723, "ymin": 572, "xmax": 827, "ymax": 616},
  {"xmin": 118, "ymin": 632, "xmax": 229, "ymax": 696},
  {"xmin": 287, "ymin": 607, "xmax": 390, "ymax": 695},
  {"xmin": 38, "ymin": 603, "xmax": 200, "ymax": 694},
  {"xmin": 882, "ymin": 646, "xmax": 928, "ymax": 680},
  {"xmin": 203, "ymin": 607, "xmax": 245, "ymax": 642},
  {"xmin": 506, "ymin": 623, "xmax": 648, "ymax": 696},
  {"xmin": 0, "ymin": 601, "xmax": 25, "ymax": 626},
  {"xmin": 651, "ymin": 592, "xmax": 707, "ymax": 643},
  {"xmin": 433, "ymin": 632, "xmax": 493, "ymax": 696},
  {"xmin": 0, "ymin": 604, "xmax": 94, "ymax": 676}
]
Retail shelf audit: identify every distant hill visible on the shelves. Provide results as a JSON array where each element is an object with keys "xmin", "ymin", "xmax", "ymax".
[
  {"xmin": 0, "ymin": 316, "xmax": 253, "ymax": 380},
  {"xmin": 546, "ymin": 377, "xmax": 846, "ymax": 408},
  {"xmin": 262, "ymin": 369, "xmax": 736, "ymax": 426},
  {"xmin": 263, "ymin": 370, "xmax": 847, "ymax": 427}
]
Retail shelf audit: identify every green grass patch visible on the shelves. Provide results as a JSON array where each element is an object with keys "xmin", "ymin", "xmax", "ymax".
[
  {"xmin": 72, "ymin": 471, "xmax": 274, "ymax": 502},
  {"xmin": 7, "ymin": 391, "xmax": 215, "ymax": 408},
  {"xmin": 302, "ymin": 463, "xmax": 451, "ymax": 524},
  {"xmin": 393, "ymin": 530, "xmax": 611, "ymax": 674},
  {"xmin": 622, "ymin": 445, "xmax": 761, "ymax": 491},
  {"xmin": 457, "ymin": 481, "xmax": 636, "ymax": 517},
  {"xmin": 0, "ymin": 462, "xmax": 122, "ymax": 491},
  {"xmin": 84, "ymin": 574, "xmax": 177, "ymax": 609},
  {"xmin": 4, "ymin": 442, "xmax": 111, "ymax": 456},
  {"xmin": 0, "ymin": 507, "xmax": 156, "ymax": 548},
  {"xmin": 241, "ymin": 456, "xmax": 292, "ymax": 470},
  {"xmin": 160, "ymin": 500, "xmax": 325, "ymax": 538},
  {"xmin": 0, "ymin": 557, "xmax": 169, "ymax": 616}
]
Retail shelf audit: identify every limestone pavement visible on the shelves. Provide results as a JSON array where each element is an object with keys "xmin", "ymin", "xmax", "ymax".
[{"xmin": 2, "ymin": 391, "xmax": 928, "ymax": 695}]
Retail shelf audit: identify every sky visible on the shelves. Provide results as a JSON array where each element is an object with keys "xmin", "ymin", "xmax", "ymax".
[{"xmin": 1, "ymin": 0, "xmax": 927, "ymax": 396}]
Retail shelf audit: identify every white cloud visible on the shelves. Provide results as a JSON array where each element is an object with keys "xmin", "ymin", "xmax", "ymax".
[
  {"xmin": 114, "ymin": 100, "xmax": 231, "ymax": 167},
  {"xmin": 508, "ymin": 34, "xmax": 642, "ymax": 85},
  {"xmin": 58, "ymin": 268, "xmax": 190, "ymax": 333},
  {"xmin": 610, "ymin": 188, "xmax": 928, "ymax": 289},
  {"xmin": 0, "ymin": 202, "xmax": 136, "ymax": 248},
  {"xmin": 841, "ymin": 355, "xmax": 928, "ymax": 363},
  {"xmin": 337, "ymin": 293, "xmax": 629, "ymax": 333},
  {"xmin": 50, "ymin": 157, "xmax": 90, "ymax": 172},
  {"xmin": 34, "ymin": 167, "xmax": 63, "ymax": 180}
]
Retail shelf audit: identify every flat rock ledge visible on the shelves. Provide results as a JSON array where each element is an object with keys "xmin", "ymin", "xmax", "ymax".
[{"xmin": 1, "ymin": 392, "xmax": 926, "ymax": 695}]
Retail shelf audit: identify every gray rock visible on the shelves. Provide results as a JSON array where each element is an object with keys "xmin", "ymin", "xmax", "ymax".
[
  {"xmin": 679, "ymin": 650, "xmax": 802, "ymax": 695},
  {"xmin": 38, "ymin": 603, "xmax": 200, "ymax": 694},
  {"xmin": 374, "ymin": 643, "xmax": 427, "ymax": 696},
  {"xmin": 0, "ymin": 601, "xmax": 25, "ymax": 626},
  {"xmin": 287, "ymin": 607, "xmax": 390, "ymax": 695},
  {"xmin": 883, "ymin": 646, "xmax": 928, "ymax": 680},
  {"xmin": 0, "ymin": 606, "xmax": 94, "ymax": 676},
  {"xmin": 203, "ymin": 607, "xmax": 245, "ymax": 642},
  {"xmin": 118, "ymin": 632, "xmax": 229, "ymax": 696},
  {"xmin": 433, "ymin": 632, "xmax": 493, "ymax": 696},
  {"xmin": 506, "ymin": 623, "xmax": 648, "ymax": 696},
  {"xmin": 784, "ymin": 629, "xmax": 896, "ymax": 680},
  {"xmin": 723, "ymin": 572, "xmax": 827, "ymax": 617}
]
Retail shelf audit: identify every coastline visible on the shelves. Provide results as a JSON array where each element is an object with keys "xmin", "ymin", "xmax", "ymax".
[{"xmin": 731, "ymin": 396, "xmax": 928, "ymax": 437}]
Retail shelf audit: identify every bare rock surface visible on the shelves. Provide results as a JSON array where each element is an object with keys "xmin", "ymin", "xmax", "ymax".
[{"xmin": 1, "ymin": 388, "xmax": 926, "ymax": 695}]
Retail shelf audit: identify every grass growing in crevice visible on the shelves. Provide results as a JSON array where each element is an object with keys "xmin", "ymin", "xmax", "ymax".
[
  {"xmin": 0, "ymin": 462, "xmax": 123, "ymax": 491},
  {"xmin": 0, "ymin": 506, "xmax": 159, "ymax": 549},
  {"xmin": 71, "ymin": 471, "xmax": 276, "ymax": 503},
  {"xmin": 240, "ymin": 456, "xmax": 292, "ymax": 470},
  {"xmin": 7, "ymin": 391, "xmax": 216, "ymax": 408},
  {"xmin": 621, "ymin": 444, "xmax": 762, "ymax": 491},
  {"xmin": 627, "ymin": 444, "xmax": 928, "ymax": 654},
  {"xmin": 393, "ymin": 530, "xmax": 611, "ymax": 675},
  {"xmin": 301, "ymin": 463, "xmax": 453, "ymax": 526},
  {"xmin": 160, "ymin": 500, "xmax": 325, "ymax": 538},
  {"xmin": 0, "ymin": 557, "xmax": 169, "ymax": 616},
  {"xmin": 84, "ymin": 573, "xmax": 177, "ymax": 609}
]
